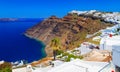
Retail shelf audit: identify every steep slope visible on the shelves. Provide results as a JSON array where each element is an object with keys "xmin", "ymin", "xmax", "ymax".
[{"xmin": 25, "ymin": 13, "xmax": 113, "ymax": 56}]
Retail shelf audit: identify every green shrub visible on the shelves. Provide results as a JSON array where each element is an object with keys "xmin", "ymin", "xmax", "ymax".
[
  {"xmin": 79, "ymin": 56, "xmax": 84, "ymax": 59},
  {"xmin": 65, "ymin": 57, "xmax": 71, "ymax": 62},
  {"xmin": 62, "ymin": 52, "xmax": 69, "ymax": 57},
  {"xmin": 68, "ymin": 54, "xmax": 76, "ymax": 59},
  {"xmin": 0, "ymin": 62, "xmax": 12, "ymax": 72},
  {"xmin": 0, "ymin": 67, "xmax": 12, "ymax": 72},
  {"xmin": 56, "ymin": 50, "xmax": 64, "ymax": 55},
  {"xmin": 65, "ymin": 54, "xmax": 84, "ymax": 62},
  {"xmin": 72, "ymin": 50, "xmax": 76, "ymax": 53}
]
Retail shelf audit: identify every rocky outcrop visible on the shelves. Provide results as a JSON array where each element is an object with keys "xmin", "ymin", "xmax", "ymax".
[{"xmin": 25, "ymin": 13, "xmax": 113, "ymax": 56}]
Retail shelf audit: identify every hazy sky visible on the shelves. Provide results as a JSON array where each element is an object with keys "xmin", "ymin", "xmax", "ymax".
[{"xmin": 0, "ymin": 0, "xmax": 120, "ymax": 18}]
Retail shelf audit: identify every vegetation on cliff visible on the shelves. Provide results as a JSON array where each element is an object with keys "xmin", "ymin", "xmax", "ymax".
[
  {"xmin": 0, "ymin": 62, "xmax": 12, "ymax": 72},
  {"xmin": 26, "ymin": 13, "xmax": 113, "ymax": 56},
  {"xmin": 50, "ymin": 38, "xmax": 61, "ymax": 60}
]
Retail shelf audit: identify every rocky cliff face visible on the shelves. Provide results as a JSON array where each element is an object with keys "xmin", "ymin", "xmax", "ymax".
[{"xmin": 25, "ymin": 13, "xmax": 113, "ymax": 56}]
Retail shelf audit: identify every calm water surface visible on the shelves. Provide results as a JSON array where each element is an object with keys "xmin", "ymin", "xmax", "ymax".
[{"xmin": 0, "ymin": 20, "xmax": 46, "ymax": 62}]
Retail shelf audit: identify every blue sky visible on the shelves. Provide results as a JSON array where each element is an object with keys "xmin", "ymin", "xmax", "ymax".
[{"xmin": 0, "ymin": 0, "xmax": 120, "ymax": 18}]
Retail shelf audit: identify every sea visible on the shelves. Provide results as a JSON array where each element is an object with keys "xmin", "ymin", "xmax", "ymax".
[{"xmin": 0, "ymin": 18, "xmax": 46, "ymax": 63}]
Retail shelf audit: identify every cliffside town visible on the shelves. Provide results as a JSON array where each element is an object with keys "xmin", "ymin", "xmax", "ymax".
[
  {"xmin": 12, "ymin": 10, "xmax": 120, "ymax": 72},
  {"xmin": 25, "ymin": 10, "xmax": 114, "ymax": 56}
]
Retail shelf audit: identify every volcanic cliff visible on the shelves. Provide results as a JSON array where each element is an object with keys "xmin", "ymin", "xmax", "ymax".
[{"xmin": 25, "ymin": 13, "xmax": 113, "ymax": 56}]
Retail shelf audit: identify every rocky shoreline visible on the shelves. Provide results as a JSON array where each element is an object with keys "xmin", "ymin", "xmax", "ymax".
[
  {"xmin": 24, "ymin": 33, "xmax": 47, "ymax": 57},
  {"xmin": 24, "ymin": 33, "xmax": 52, "ymax": 57}
]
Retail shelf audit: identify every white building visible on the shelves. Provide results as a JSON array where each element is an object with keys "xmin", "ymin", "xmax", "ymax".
[
  {"xmin": 100, "ymin": 35, "xmax": 120, "ymax": 51},
  {"xmin": 70, "ymin": 10, "xmax": 120, "ymax": 24},
  {"xmin": 47, "ymin": 59, "xmax": 114, "ymax": 72},
  {"xmin": 112, "ymin": 46, "xmax": 120, "ymax": 72},
  {"xmin": 79, "ymin": 42, "xmax": 93, "ymax": 55},
  {"xmin": 101, "ymin": 24, "xmax": 120, "ymax": 36}
]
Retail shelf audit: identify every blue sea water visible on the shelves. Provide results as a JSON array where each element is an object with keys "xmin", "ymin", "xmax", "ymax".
[{"xmin": 0, "ymin": 19, "xmax": 46, "ymax": 63}]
